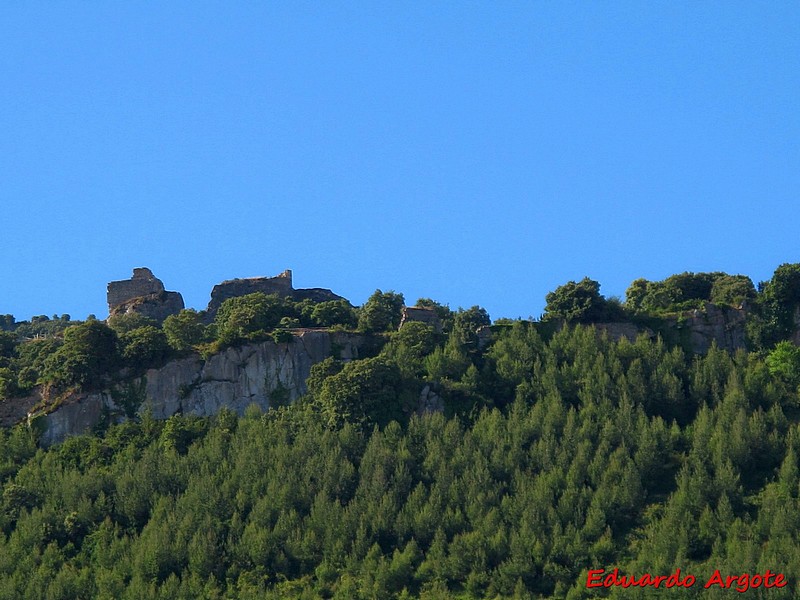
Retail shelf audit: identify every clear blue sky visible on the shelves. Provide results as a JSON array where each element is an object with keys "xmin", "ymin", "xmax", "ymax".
[{"xmin": 2, "ymin": 3, "xmax": 798, "ymax": 322}]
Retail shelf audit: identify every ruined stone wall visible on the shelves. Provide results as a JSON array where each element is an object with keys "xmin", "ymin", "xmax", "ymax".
[
  {"xmin": 206, "ymin": 270, "xmax": 294, "ymax": 315},
  {"xmin": 107, "ymin": 267, "xmax": 164, "ymax": 308},
  {"xmin": 399, "ymin": 307, "xmax": 443, "ymax": 333},
  {"xmin": 107, "ymin": 268, "xmax": 184, "ymax": 323}
]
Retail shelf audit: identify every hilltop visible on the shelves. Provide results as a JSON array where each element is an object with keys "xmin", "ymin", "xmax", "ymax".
[
  {"xmin": 1, "ymin": 264, "xmax": 800, "ymax": 444},
  {"xmin": 0, "ymin": 264, "xmax": 799, "ymax": 597}
]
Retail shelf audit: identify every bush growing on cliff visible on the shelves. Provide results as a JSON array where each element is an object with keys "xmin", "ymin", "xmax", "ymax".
[
  {"xmin": 41, "ymin": 321, "xmax": 120, "ymax": 391},
  {"xmin": 0, "ymin": 368, "xmax": 18, "ymax": 400},
  {"xmin": 710, "ymin": 274, "xmax": 756, "ymax": 306},
  {"xmin": 382, "ymin": 322, "xmax": 437, "ymax": 378},
  {"xmin": 544, "ymin": 277, "xmax": 608, "ymax": 323},
  {"xmin": 312, "ymin": 356, "xmax": 409, "ymax": 428},
  {"xmin": 626, "ymin": 272, "xmax": 755, "ymax": 314},
  {"xmin": 311, "ymin": 300, "xmax": 358, "ymax": 329},
  {"xmin": 214, "ymin": 292, "xmax": 288, "ymax": 345},
  {"xmin": 0, "ymin": 332, "xmax": 17, "ymax": 363},
  {"xmin": 119, "ymin": 326, "xmax": 170, "ymax": 373},
  {"xmin": 747, "ymin": 263, "xmax": 800, "ymax": 350},
  {"xmin": 358, "ymin": 290, "xmax": 405, "ymax": 333},
  {"xmin": 106, "ymin": 313, "xmax": 158, "ymax": 335},
  {"xmin": 163, "ymin": 309, "xmax": 209, "ymax": 353}
]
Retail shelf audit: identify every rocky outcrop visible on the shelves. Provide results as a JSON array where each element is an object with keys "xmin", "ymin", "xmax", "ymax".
[
  {"xmin": 417, "ymin": 384, "xmax": 444, "ymax": 415},
  {"xmin": 591, "ymin": 305, "xmax": 745, "ymax": 353},
  {"xmin": 107, "ymin": 268, "xmax": 184, "ymax": 323},
  {"xmin": 109, "ymin": 291, "xmax": 185, "ymax": 323},
  {"xmin": 400, "ymin": 307, "xmax": 443, "ymax": 333},
  {"xmin": 292, "ymin": 288, "xmax": 346, "ymax": 304},
  {"xmin": 667, "ymin": 303, "xmax": 747, "ymax": 354},
  {"xmin": 33, "ymin": 330, "xmax": 365, "ymax": 446},
  {"xmin": 31, "ymin": 392, "xmax": 113, "ymax": 447},
  {"xmin": 0, "ymin": 390, "xmax": 39, "ymax": 428}
]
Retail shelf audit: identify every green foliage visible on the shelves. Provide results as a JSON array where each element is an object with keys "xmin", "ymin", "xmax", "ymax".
[
  {"xmin": 0, "ymin": 324, "xmax": 798, "ymax": 597},
  {"xmin": 306, "ymin": 357, "xmax": 344, "ymax": 400},
  {"xmin": 313, "ymin": 357, "xmax": 408, "ymax": 428},
  {"xmin": 162, "ymin": 309, "xmax": 208, "ymax": 353},
  {"xmin": 544, "ymin": 277, "xmax": 608, "ymax": 323},
  {"xmin": 451, "ymin": 305, "xmax": 491, "ymax": 349},
  {"xmin": 268, "ymin": 382, "xmax": 291, "ymax": 408},
  {"xmin": 4, "ymin": 265, "xmax": 800, "ymax": 597},
  {"xmin": 107, "ymin": 313, "xmax": 158, "ymax": 335},
  {"xmin": 119, "ymin": 326, "xmax": 170, "ymax": 373},
  {"xmin": 382, "ymin": 322, "xmax": 437, "ymax": 378},
  {"xmin": 765, "ymin": 263, "xmax": 800, "ymax": 305},
  {"xmin": 628, "ymin": 272, "xmax": 756, "ymax": 316},
  {"xmin": 0, "ymin": 331, "xmax": 17, "ymax": 360},
  {"xmin": 41, "ymin": 321, "xmax": 120, "ymax": 391},
  {"xmin": 0, "ymin": 367, "xmax": 18, "ymax": 399},
  {"xmin": 747, "ymin": 263, "xmax": 800, "ymax": 350},
  {"xmin": 662, "ymin": 271, "xmax": 721, "ymax": 305},
  {"xmin": 424, "ymin": 338, "xmax": 470, "ymax": 383},
  {"xmin": 766, "ymin": 341, "xmax": 800, "ymax": 389},
  {"xmin": 111, "ymin": 379, "xmax": 148, "ymax": 419},
  {"xmin": 0, "ymin": 314, "xmax": 15, "ymax": 331},
  {"xmin": 310, "ymin": 300, "xmax": 358, "ymax": 329},
  {"xmin": 358, "ymin": 290, "xmax": 405, "ymax": 333}
]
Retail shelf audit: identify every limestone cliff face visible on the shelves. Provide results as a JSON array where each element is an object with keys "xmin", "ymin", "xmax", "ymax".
[
  {"xmin": 591, "ymin": 304, "xmax": 746, "ymax": 354},
  {"xmin": 666, "ymin": 303, "xmax": 747, "ymax": 354},
  {"xmin": 34, "ymin": 330, "xmax": 365, "ymax": 446}
]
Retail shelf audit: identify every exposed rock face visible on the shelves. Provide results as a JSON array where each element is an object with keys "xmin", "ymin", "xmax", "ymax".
[
  {"xmin": 32, "ymin": 393, "xmax": 114, "ymax": 448},
  {"xmin": 476, "ymin": 325, "xmax": 493, "ymax": 349},
  {"xmin": 416, "ymin": 384, "xmax": 444, "ymax": 415},
  {"xmin": 109, "ymin": 291, "xmax": 185, "ymax": 323},
  {"xmin": 206, "ymin": 270, "xmax": 345, "ymax": 318},
  {"xmin": 792, "ymin": 307, "xmax": 800, "ymax": 346},
  {"xmin": 592, "ymin": 305, "xmax": 746, "ymax": 353},
  {"xmin": 292, "ymin": 288, "xmax": 345, "ymax": 304},
  {"xmin": 107, "ymin": 268, "xmax": 184, "ymax": 323},
  {"xmin": 399, "ymin": 307, "xmax": 442, "ymax": 333},
  {"xmin": 33, "ymin": 330, "xmax": 365, "ymax": 446},
  {"xmin": 668, "ymin": 303, "xmax": 747, "ymax": 354},
  {"xmin": 0, "ymin": 391, "xmax": 39, "ymax": 428}
]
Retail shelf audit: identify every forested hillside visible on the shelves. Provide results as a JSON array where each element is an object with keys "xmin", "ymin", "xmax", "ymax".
[{"xmin": 1, "ymin": 265, "xmax": 800, "ymax": 598}]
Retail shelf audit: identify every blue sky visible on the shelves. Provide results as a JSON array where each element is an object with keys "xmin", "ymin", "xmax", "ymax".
[{"xmin": 1, "ymin": 3, "xmax": 798, "ymax": 321}]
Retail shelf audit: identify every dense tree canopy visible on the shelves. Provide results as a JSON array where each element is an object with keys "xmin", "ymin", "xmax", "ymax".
[
  {"xmin": 41, "ymin": 320, "xmax": 120, "ymax": 391},
  {"xmin": 4, "ymin": 265, "xmax": 800, "ymax": 596},
  {"xmin": 0, "ymin": 321, "xmax": 798, "ymax": 597},
  {"xmin": 543, "ymin": 277, "xmax": 608, "ymax": 323},
  {"xmin": 358, "ymin": 290, "xmax": 405, "ymax": 333}
]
